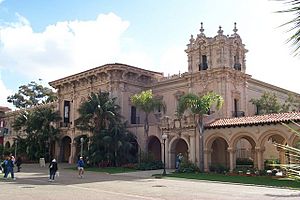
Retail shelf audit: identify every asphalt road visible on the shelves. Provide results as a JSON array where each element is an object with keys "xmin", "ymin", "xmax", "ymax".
[{"xmin": 0, "ymin": 164, "xmax": 300, "ymax": 200}]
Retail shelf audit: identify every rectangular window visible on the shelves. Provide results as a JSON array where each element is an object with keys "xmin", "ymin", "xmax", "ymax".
[
  {"xmin": 64, "ymin": 100, "xmax": 70, "ymax": 123},
  {"xmin": 199, "ymin": 55, "xmax": 208, "ymax": 70},
  {"xmin": 131, "ymin": 106, "xmax": 137, "ymax": 124}
]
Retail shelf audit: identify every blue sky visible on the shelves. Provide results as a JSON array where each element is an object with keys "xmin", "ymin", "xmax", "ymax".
[{"xmin": 0, "ymin": 0, "xmax": 299, "ymax": 109}]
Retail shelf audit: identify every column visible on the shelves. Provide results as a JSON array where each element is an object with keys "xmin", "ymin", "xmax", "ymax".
[
  {"xmin": 55, "ymin": 140, "xmax": 60, "ymax": 161},
  {"xmin": 203, "ymin": 149, "xmax": 211, "ymax": 172},
  {"xmin": 189, "ymin": 135, "xmax": 196, "ymax": 163},
  {"xmin": 165, "ymin": 137, "xmax": 169, "ymax": 169},
  {"xmin": 195, "ymin": 133, "xmax": 200, "ymax": 167},
  {"xmin": 70, "ymin": 141, "xmax": 77, "ymax": 164},
  {"xmin": 228, "ymin": 147, "xmax": 235, "ymax": 172},
  {"xmin": 255, "ymin": 147, "xmax": 264, "ymax": 170}
]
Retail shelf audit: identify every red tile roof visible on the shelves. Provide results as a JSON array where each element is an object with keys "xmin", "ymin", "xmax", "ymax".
[{"xmin": 206, "ymin": 112, "xmax": 300, "ymax": 129}]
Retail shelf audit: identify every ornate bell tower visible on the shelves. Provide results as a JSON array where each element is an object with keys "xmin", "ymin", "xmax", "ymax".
[{"xmin": 185, "ymin": 23, "xmax": 248, "ymax": 74}]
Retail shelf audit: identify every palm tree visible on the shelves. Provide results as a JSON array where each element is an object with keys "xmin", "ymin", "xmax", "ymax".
[
  {"xmin": 13, "ymin": 105, "xmax": 61, "ymax": 161},
  {"xmin": 177, "ymin": 92, "xmax": 224, "ymax": 172},
  {"xmin": 276, "ymin": 0, "xmax": 300, "ymax": 56},
  {"xmin": 130, "ymin": 90, "xmax": 166, "ymax": 152},
  {"xmin": 76, "ymin": 91, "xmax": 136, "ymax": 166},
  {"xmin": 76, "ymin": 91, "xmax": 121, "ymax": 133}
]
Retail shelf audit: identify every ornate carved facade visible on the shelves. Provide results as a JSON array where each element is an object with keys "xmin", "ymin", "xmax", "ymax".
[{"xmin": 2, "ymin": 23, "xmax": 300, "ymax": 171}]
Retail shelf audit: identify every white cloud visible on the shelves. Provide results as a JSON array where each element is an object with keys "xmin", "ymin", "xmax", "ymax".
[
  {"xmin": 0, "ymin": 73, "xmax": 12, "ymax": 108},
  {"xmin": 158, "ymin": 46, "xmax": 186, "ymax": 76},
  {"xmin": 0, "ymin": 12, "xmax": 132, "ymax": 82}
]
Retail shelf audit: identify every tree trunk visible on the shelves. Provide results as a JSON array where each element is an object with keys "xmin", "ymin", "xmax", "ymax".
[
  {"xmin": 198, "ymin": 115, "xmax": 204, "ymax": 172},
  {"xmin": 144, "ymin": 114, "xmax": 149, "ymax": 154}
]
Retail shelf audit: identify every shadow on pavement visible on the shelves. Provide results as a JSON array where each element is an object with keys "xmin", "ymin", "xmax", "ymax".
[{"xmin": 0, "ymin": 163, "xmax": 168, "ymax": 186}]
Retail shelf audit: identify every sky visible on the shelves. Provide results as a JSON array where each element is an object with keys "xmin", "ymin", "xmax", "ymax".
[{"xmin": 0, "ymin": 0, "xmax": 299, "ymax": 109}]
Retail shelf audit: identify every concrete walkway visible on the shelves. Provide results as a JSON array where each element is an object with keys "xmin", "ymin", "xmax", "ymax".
[{"xmin": 1, "ymin": 163, "xmax": 300, "ymax": 200}]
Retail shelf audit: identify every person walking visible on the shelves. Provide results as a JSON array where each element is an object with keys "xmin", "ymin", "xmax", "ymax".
[
  {"xmin": 48, "ymin": 158, "xmax": 58, "ymax": 182},
  {"xmin": 77, "ymin": 156, "xmax": 85, "ymax": 178},
  {"xmin": 4, "ymin": 156, "xmax": 16, "ymax": 180}
]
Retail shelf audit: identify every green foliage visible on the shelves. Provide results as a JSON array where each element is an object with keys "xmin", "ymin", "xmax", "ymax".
[
  {"xmin": 168, "ymin": 172, "xmax": 300, "ymax": 188},
  {"xmin": 276, "ymin": 0, "xmax": 300, "ymax": 56},
  {"xmin": 282, "ymin": 93, "xmax": 300, "ymax": 112},
  {"xmin": 250, "ymin": 92, "xmax": 282, "ymax": 114},
  {"xmin": 209, "ymin": 164, "xmax": 229, "ymax": 174},
  {"xmin": 131, "ymin": 90, "xmax": 166, "ymax": 115},
  {"xmin": 177, "ymin": 159, "xmax": 200, "ymax": 173},
  {"xmin": 177, "ymin": 92, "xmax": 224, "ymax": 117},
  {"xmin": 136, "ymin": 152, "xmax": 163, "ymax": 170},
  {"xmin": 76, "ymin": 91, "xmax": 137, "ymax": 167},
  {"xmin": 236, "ymin": 158, "xmax": 254, "ymax": 166},
  {"xmin": 7, "ymin": 81, "xmax": 57, "ymax": 108},
  {"xmin": 131, "ymin": 90, "xmax": 166, "ymax": 134},
  {"xmin": 76, "ymin": 91, "xmax": 121, "ymax": 133},
  {"xmin": 12, "ymin": 105, "xmax": 61, "ymax": 161}
]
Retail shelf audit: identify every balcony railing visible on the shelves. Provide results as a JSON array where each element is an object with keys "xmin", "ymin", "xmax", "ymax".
[{"xmin": 60, "ymin": 122, "xmax": 71, "ymax": 128}]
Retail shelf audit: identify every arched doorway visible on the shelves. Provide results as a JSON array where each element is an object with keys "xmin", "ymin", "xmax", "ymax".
[
  {"xmin": 148, "ymin": 136, "xmax": 161, "ymax": 161},
  {"xmin": 129, "ymin": 139, "xmax": 139, "ymax": 163},
  {"xmin": 60, "ymin": 136, "xmax": 71, "ymax": 163},
  {"xmin": 5, "ymin": 141, "xmax": 10, "ymax": 149},
  {"xmin": 170, "ymin": 138, "xmax": 188, "ymax": 168},
  {"xmin": 210, "ymin": 137, "xmax": 229, "ymax": 169}
]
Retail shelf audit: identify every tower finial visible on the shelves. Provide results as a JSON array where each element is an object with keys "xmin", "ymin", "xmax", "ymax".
[
  {"xmin": 200, "ymin": 22, "xmax": 204, "ymax": 34},
  {"xmin": 217, "ymin": 25, "xmax": 223, "ymax": 35},
  {"xmin": 189, "ymin": 34, "xmax": 195, "ymax": 44},
  {"xmin": 233, "ymin": 22, "xmax": 238, "ymax": 34}
]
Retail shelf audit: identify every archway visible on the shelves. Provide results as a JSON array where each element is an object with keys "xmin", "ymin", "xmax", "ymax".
[
  {"xmin": 129, "ymin": 138, "xmax": 139, "ymax": 163},
  {"xmin": 148, "ymin": 136, "xmax": 161, "ymax": 161},
  {"xmin": 234, "ymin": 136, "xmax": 256, "ymax": 169},
  {"xmin": 210, "ymin": 137, "xmax": 229, "ymax": 169},
  {"xmin": 170, "ymin": 138, "xmax": 188, "ymax": 168},
  {"xmin": 5, "ymin": 141, "xmax": 10, "ymax": 149},
  {"xmin": 60, "ymin": 136, "xmax": 71, "ymax": 162},
  {"xmin": 260, "ymin": 132, "xmax": 287, "ymax": 169}
]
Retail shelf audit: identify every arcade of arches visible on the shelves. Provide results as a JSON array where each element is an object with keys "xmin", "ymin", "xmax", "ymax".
[{"xmin": 147, "ymin": 122, "xmax": 300, "ymax": 172}]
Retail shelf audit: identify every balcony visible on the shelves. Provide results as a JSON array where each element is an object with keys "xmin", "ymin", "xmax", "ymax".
[
  {"xmin": 234, "ymin": 63, "xmax": 241, "ymax": 71},
  {"xmin": 59, "ymin": 122, "xmax": 71, "ymax": 128},
  {"xmin": 199, "ymin": 63, "xmax": 208, "ymax": 70},
  {"xmin": 232, "ymin": 111, "xmax": 245, "ymax": 118}
]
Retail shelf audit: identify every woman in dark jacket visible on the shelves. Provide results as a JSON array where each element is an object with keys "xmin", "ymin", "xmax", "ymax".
[{"xmin": 48, "ymin": 159, "xmax": 58, "ymax": 182}]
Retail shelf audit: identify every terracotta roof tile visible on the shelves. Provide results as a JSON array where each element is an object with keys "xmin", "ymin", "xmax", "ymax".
[{"xmin": 206, "ymin": 112, "xmax": 300, "ymax": 129}]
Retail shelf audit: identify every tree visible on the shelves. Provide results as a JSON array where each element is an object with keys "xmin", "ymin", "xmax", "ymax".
[
  {"xmin": 76, "ymin": 91, "xmax": 136, "ymax": 166},
  {"xmin": 250, "ymin": 92, "xmax": 282, "ymax": 114},
  {"xmin": 12, "ymin": 105, "xmax": 61, "ymax": 161},
  {"xmin": 276, "ymin": 0, "xmax": 300, "ymax": 56},
  {"xmin": 250, "ymin": 92, "xmax": 300, "ymax": 114},
  {"xmin": 76, "ymin": 91, "xmax": 121, "ymax": 133},
  {"xmin": 130, "ymin": 90, "xmax": 166, "ymax": 151},
  {"xmin": 177, "ymin": 92, "xmax": 224, "ymax": 172},
  {"xmin": 282, "ymin": 93, "xmax": 300, "ymax": 112},
  {"xmin": 7, "ymin": 81, "xmax": 57, "ymax": 108}
]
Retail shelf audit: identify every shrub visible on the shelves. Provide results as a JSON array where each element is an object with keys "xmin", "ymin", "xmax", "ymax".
[
  {"xmin": 236, "ymin": 158, "xmax": 254, "ymax": 165},
  {"xmin": 264, "ymin": 159, "xmax": 280, "ymax": 170},
  {"xmin": 209, "ymin": 164, "xmax": 229, "ymax": 174},
  {"xmin": 177, "ymin": 160, "xmax": 200, "ymax": 173}
]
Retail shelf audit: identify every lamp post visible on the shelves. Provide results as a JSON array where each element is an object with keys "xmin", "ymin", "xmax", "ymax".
[
  {"xmin": 162, "ymin": 133, "xmax": 168, "ymax": 176},
  {"xmin": 80, "ymin": 137, "xmax": 84, "ymax": 157},
  {"xmin": 14, "ymin": 139, "xmax": 18, "ymax": 158}
]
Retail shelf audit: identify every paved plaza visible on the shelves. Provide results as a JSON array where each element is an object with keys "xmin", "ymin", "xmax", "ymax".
[{"xmin": 0, "ymin": 164, "xmax": 300, "ymax": 200}]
